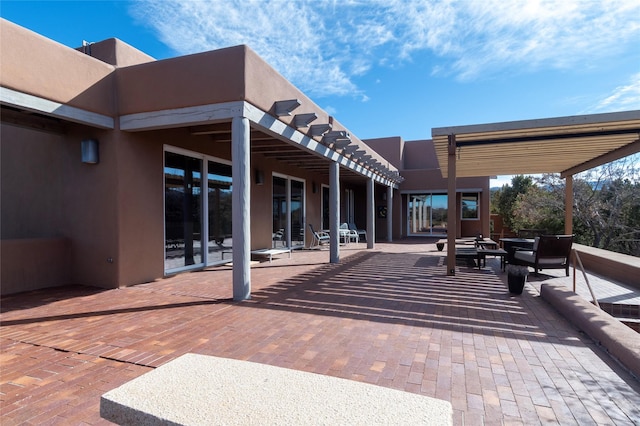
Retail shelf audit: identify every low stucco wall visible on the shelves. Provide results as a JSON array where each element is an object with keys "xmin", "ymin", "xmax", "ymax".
[
  {"xmin": 573, "ymin": 244, "xmax": 640, "ymax": 289},
  {"xmin": 1, "ymin": 238, "xmax": 71, "ymax": 295},
  {"xmin": 540, "ymin": 283, "xmax": 640, "ymax": 380}
]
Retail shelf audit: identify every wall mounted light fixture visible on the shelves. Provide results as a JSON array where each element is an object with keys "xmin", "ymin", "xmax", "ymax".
[
  {"xmin": 81, "ymin": 138, "xmax": 99, "ymax": 164},
  {"xmin": 255, "ymin": 169, "xmax": 264, "ymax": 185}
]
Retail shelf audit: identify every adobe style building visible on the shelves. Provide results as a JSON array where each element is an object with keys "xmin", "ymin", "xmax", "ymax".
[{"xmin": 0, "ymin": 19, "xmax": 490, "ymax": 298}]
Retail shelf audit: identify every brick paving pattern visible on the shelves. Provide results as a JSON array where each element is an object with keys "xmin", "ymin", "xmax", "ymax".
[{"xmin": 1, "ymin": 242, "xmax": 639, "ymax": 425}]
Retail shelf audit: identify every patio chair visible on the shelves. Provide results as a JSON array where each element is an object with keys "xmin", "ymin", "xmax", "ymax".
[
  {"xmin": 340, "ymin": 223, "xmax": 359, "ymax": 243},
  {"xmin": 272, "ymin": 229, "xmax": 285, "ymax": 247},
  {"xmin": 308, "ymin": 224, "xmax": 330, "ymax": 248},
  {"xmin": 348, "ymin": 222, "xmax": 366, "ymax": 242},
  {"xmin": 513, "ymin": 235, "xmax": 573, "ymax": 276}
]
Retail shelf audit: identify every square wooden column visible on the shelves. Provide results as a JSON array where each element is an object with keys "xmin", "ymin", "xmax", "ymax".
[{"xmin": 447, "ymin": 134, "xmax": 457, "ymax": 276}]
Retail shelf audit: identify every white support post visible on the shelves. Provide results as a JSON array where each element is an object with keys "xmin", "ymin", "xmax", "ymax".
[
  {"xmin": 412, "ymin": 196, "xmax": 417, "ymax": 233},
  {"xmin": 386, "ymin": 186, "xmax": 393, "ymax": 242},
  {"xmin": 232, "ymin": 116, "xmax": 251, "ymax": 301},
  {"xmin": 329, "ymin": 161, "xmax": 340, "ymax": 263},
  {"xmin": 367, "ymin": 178, "xmax": 375, "ymax": 249}
]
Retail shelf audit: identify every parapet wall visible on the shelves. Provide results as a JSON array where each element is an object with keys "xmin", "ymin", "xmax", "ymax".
[
  {"xmin": 541, "ymin": 283, "xmax": 640, "ymax": 380},
  {"xmin": 573, "ymin": 244, "xmax": 640, "ymax": 289}
]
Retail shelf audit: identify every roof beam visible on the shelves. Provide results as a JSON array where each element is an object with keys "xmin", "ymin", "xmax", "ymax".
[
  {"xmin": 293, "ymin": 112, "xmax": 318, "ymax": 128},
  {"xmin": 432, "ymin": 110, "xmax": 640, "ymax": 137},
  {"xmin": 309, "ymin": 123, "xmax": 332, "ymax": 137},
  {"xmin": 274, "ymin": 99, "xmax": 301, "ymax": 116},
  {"xmin": 561, "ymin": 139, "xmax": 640, "ymax": 178}
]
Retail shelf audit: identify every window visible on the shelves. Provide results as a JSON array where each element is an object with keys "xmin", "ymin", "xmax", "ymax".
[{"xmin": 461, "ymin": 193, "xmax": 479, "ymax": 220}]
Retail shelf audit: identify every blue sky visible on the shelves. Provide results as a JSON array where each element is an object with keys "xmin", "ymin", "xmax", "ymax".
[{"xmin": 3, "ymin": 0, "xmax": 640, "ymax": 186}]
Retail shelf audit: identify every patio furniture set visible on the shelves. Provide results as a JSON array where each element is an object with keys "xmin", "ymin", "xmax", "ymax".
[
  {"xmin": 442, "ymin": 234, "xmax": 574, "ymax": 277},
  {"xmin": 308, "ymin": 223, "xmax": 365, "ymax": 248},
  {"xmin": 438, "ymin": 237, "xmax": 509, "ymax": 271}
]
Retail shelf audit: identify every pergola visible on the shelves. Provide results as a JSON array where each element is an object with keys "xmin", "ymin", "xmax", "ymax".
[{"xmin": 432, "ymin": 110, "xmax": 640, "ymax": 275}]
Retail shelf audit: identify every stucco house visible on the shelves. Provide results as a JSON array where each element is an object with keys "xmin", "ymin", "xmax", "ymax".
[{"xmin": 0, "ymin": 19, "xmax": 490, "ymax": 298}]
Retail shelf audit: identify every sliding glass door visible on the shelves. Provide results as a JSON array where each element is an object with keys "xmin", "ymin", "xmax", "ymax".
[
  {"xmin": 290, "ymin": 180, "xmax": 305, "ymax": 247},
  {"xmin": 407, "ymin": 193, "xmax": 447, "ymax": 236},
  {"xmin": 272, "ymin": 174, "xmax": 305, "ymax": 248},
  {"xmin": 206, "ymin": 161, "xmax": 233, "ymax": 264},
  {"xmin": 272, "ymin": 176, "xmax": 287, "ymax": 248},
  {"xmin": 164, "ymin": 147, "xmax": 232, "ymax": 274}
]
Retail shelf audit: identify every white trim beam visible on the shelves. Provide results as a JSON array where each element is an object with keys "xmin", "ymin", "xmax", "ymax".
[
  {"xmin": 120, "ymin": 101, "xmax": 245, "ymax": 131},
  {"xmin": 1, "ymin": 87, "xmax": 114, "ymax": 129}
]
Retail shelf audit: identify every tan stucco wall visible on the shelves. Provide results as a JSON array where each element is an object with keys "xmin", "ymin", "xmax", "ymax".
[
  {"xmin": 403, "ymin": 140, "xmax": 441, "ymax": 170},
  {"xmin": 243, "ymin": 47, "xmax": 330, "ymax": 128},
  {"xmin": 1, "ymin": 125, "xmax": 66, "ymax": 239},
  {"xmin": 1, "ymin": 122, "xmax": 120, "ymax": 290},
  {"xmin": 116, "ymin": 46, "xmax": 247, "ymax": 115},
  {"xmin": 0, "ymin": 19, "xmax": 116, "ymax": 116},
  {"xmin": 363, "ymin": 137, "xmax": 403, "ymax": 170}
]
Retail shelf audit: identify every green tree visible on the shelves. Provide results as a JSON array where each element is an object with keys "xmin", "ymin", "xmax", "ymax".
[
  {"xmin": 493, "ymin": 175, "xmax": 534, "ymax": 230},
  {"xmin": 508, "ymin": 155, "xmax": 639, "ymax": 256},
  {"xmin": 572, "ymin": 155, "xmax": 639, "ymax": 255},
  {"xmin": 512, "ymin": 175, "xmax": 565, "ymax": 234}
]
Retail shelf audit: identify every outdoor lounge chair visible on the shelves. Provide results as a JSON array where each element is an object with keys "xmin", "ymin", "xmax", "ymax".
[
  {"xmin": 513, "ymin": 234, "xmax": 573, "ymax": 276},
  {"xmin": 348, "ymin": 222, "xmax": 366, "ymax": 242},
  {"xmin": 308, "ymin": 224, "xmax": 330, "ymax": 248}
]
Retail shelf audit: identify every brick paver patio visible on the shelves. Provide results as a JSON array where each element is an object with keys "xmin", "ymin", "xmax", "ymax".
[{"xmin": 2, "ymin": 242, "xmax": 639, "ymax": 425}]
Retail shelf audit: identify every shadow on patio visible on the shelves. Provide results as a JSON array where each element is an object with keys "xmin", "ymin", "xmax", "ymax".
[
  {"xmin": 243, "ymin": 250, "xmax": 618, "ymax": 346},
  {"xmin": 1, "ymin": 243, "xmax": 639, "ymax": 425}
]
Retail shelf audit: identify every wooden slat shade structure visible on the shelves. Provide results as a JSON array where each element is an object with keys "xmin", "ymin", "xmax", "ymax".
[
  {"xmin": 432, "ymin": 110, "xmax": 640, "ymax": 178},
  {"xmin": 431, "ymin": 110, "xmax": 640, "ymax": 276}
]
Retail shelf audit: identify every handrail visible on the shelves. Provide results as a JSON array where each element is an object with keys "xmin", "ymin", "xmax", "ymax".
[{"xmin": 572, "ymin": 249, "xmax": 600, "ymax": 309}]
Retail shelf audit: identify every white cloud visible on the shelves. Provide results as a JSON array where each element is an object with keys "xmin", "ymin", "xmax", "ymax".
[
  {"xmin": 586, "ymin": 73, "xmax": 640, "ymax": 113},
  {"xmin": 323, "ymin": 105, "xmax": 338, "ymax": 116},
  {"xmin": 130, "ymin": 0, "xmax": 640, "ymax": 97}
]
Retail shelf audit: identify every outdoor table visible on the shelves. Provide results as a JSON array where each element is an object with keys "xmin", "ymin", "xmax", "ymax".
[
  {"xmin": 478, "ymin": 248, "xmax": 508, "ymax": 271},
  {"xmin": 455, "ymin": 247, "xmax": 481, "ymax": 269}
]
